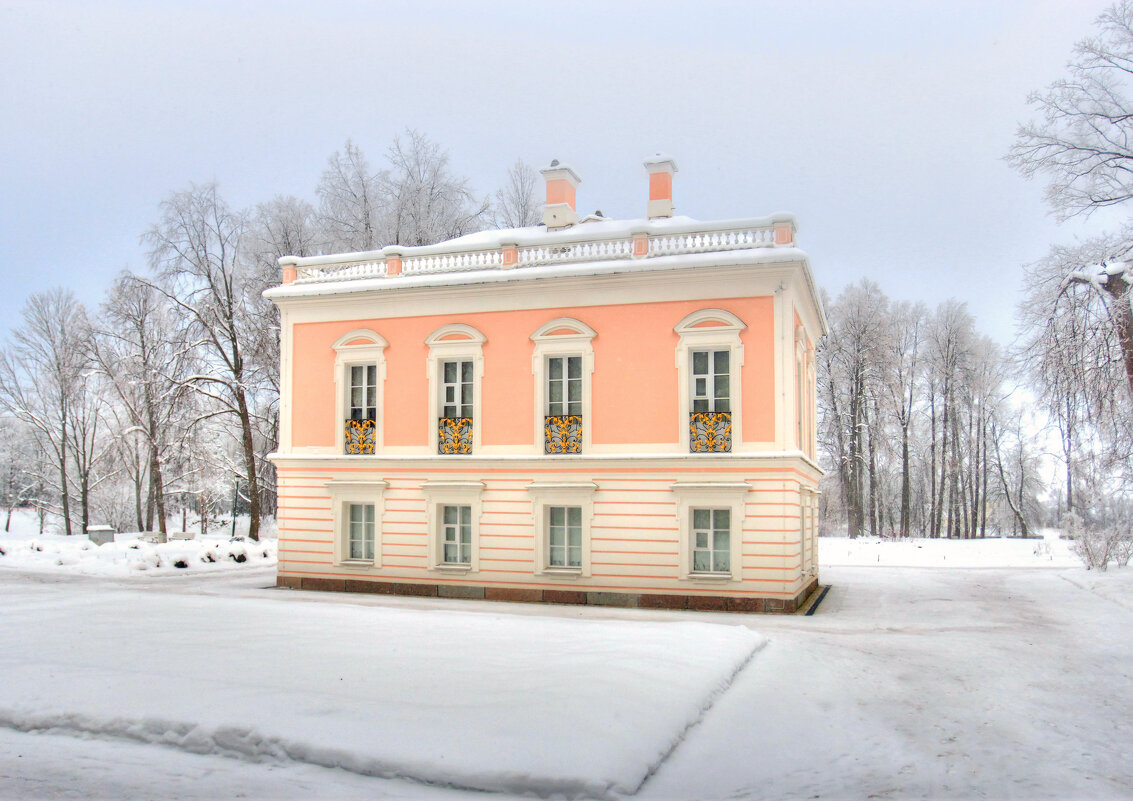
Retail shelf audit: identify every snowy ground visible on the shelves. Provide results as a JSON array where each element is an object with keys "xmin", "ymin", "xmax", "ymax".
[{"xmin": 1, "ymin": 528, "xmax": 1132, "ymax": 800}]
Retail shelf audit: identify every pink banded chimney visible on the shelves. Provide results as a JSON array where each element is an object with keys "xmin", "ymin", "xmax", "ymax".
[
  {"xmin": 540, "ymin": 160, "xmax": 581, "ymax": 229},
  {"xmin": 644, "ymin": 154, "xmax": 677, "ymax": 219}
]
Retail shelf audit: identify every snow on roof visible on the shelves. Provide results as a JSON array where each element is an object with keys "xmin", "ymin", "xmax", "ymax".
[
  {"xmin": 282, "ymin": 213, "xmax": 795, "ymax": 268},
  {"xmin": 267, "ymin": 246, "xmax": 810, "ymax": 298}
]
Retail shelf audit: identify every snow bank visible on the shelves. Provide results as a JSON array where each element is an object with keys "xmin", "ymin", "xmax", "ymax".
[
  {"xmin": 819, "ymin": 530, "xmax": 1079, "ymax": 568},
  {"xmin": 0, "ymin": 585, "xmax": 762, "ymax": 799},
  {"xmin": 0, "ymin": 527, "xmax": 275, "ymax": 577}
]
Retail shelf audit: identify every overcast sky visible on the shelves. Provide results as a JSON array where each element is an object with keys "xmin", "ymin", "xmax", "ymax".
[{"xmin": 0, "ymin": 0, "xmax": 1122, "ymax": 344}]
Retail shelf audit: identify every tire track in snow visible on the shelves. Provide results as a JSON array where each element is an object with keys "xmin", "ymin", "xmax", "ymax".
[
  {"xmin": 0, "ymin": 709, "xmax": 613, "ymax": 799},
  {"xmin": 630, "ymin": 636, "xmax": 767, "ymax": 796}
]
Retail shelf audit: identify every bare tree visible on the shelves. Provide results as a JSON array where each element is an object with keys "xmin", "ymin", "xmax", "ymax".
[
  {"xmin": 0, "ymin": 289, "xmax": 90, "ymax": 534},
  {"xmin": 144, "ymin": 183, "xmax": 266, "ymax": 541},
  {"xmin": 1009, "ymin": 1, "xmax": 1133, "ymax": 401},
  {"xmin": 1009, "ymin": 2, "xmax": 1133, "ymax": 220},
  {"xmin": 90, "ymin": 273, "xmax": 195, "ymax": 536},
  {"xmin": 0, "ymin": 418, "xmax": 39, "ymax": 532},
  {"xmin": 317, "ymin": 140, "xmax": 381, "ymax": 253},
  {"xmin": 884, "ymin": 301, "xmax": 925, "ymax": 537},
  {"xmin": 493, "ymin": 159, "xmax": 542, "ymax": 229},
  {"xmin": 381, "ymin": 129, "xmax": 490, "ymax": 246}
]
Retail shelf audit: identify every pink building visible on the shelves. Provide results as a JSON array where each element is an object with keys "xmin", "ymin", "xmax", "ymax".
[{"xmin": 266, "ymin": 157, "xmax": 825, "ymax": 612}]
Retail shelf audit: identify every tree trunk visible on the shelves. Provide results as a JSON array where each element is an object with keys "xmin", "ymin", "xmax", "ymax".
[
  {"xmin": 235, "ymin": 388, "xmax": 261, "ymax": 542},
  {"xmin": 134, "ymin": 472, "xmax": 144, "ymax": 533},
  {"xmin": 58, "ymin": 425, "xmax": 72, "ymax": 535},
  {"xmin": 1104, "ymin": 273, "xmax": 1133, "ymax": 397},
  {"xmin": 900, "ymin": 423, "xmax": 911, "ymax": 538},
  {"xmin": 149, "ymin": 445, "xmax": 167, "ymax": 536}
]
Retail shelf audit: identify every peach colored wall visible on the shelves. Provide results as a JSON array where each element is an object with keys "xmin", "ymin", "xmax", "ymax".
[{"xmin": 289, "ymin": 296, "xmax": 776, "ymax": 448}]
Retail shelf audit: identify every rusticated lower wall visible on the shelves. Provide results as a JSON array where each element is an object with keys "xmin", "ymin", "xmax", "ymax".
[
  {"xmin": 276, "ymin": 573, "xmax": 820, "ymax": 614},
  {"xmin": 274, "ymin": 457, "xmax": 821, "ymax": 609}
]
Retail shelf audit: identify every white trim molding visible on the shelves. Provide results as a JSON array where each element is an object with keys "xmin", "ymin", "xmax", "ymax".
[
  {"xmin": 327, "ymin": 479, "xmax": 389, "ymax": 567},
  {"xmin": 422, "ymin": 480, "xmax": 485, "ymax": 573},
  {"xmin": 530, "ymin": 317, "xmax": 597, "ymax": 455},
  {"xmin": 674, "ymin": 309, "xmax": 746, "ymax": 452},
  {"xmin": 425, "ymin": 324, "xmax": 487, "ymax": 454},
  {"xmin": 333, "ymin": 329, "xmax": 389, "ymax": 455},
  {"xmin": 525, "ymin": 481, "xmax": 597, "ymax": 577},
  {"xmin": 670, "ymin": 481, "xmax": 749, "ymax": 583}
]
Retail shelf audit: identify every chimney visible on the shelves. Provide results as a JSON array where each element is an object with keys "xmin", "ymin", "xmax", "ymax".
[
  {"xmin": 644, "ymin": 155, "xmax": 677, "ymax": 219},
  {"xmin": 541, "ymin": 160, "xmax": 581, "ymax": 229}
]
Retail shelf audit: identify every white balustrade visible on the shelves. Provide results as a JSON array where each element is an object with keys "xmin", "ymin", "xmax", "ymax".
[
  {"xmin": 402, "ymin": 249, "xmax": 503, "ymax": 274},
  {"xmin": 650, "ymin": 227, "xmax": 774, "ymax": 257},
  {"xmin": 516, "ymin": 237, "xmax": 634, "ymax": 267},
  {"xmin": 294, "ymin": 260, "xmax": 387, "ymax": 283},
  {"xmin": 289, "ymin": 223, "xmax": 782, "ymax": 284}
]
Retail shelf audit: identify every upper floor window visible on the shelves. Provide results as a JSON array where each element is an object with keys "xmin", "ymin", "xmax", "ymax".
[
  {"xmin": 441, "ymin": 360, "xmax": 474, "ymax": 419},
  {"xmin": 350, "ymin": 365, "xmax": 378, "ymax": 421},
  {"xmin": 333, "ymin": 330, "xmax": 388, "ymax": 456},
  {"xmin": 530, "ymin": 318, "xmax": 596, "ymax": 455},
  {"xmin": 674, "ymin": 310, "xmax": 746, "ymax": 453},
  {"xmin": 547, "ymin": 356, "xmax": 582, "ymax": 417},
  {"xmin": 426, "ymin": 325, "xmax": 486, "ymax": 455}
]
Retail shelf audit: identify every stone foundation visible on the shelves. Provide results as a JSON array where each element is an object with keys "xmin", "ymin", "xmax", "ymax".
[{"xmin": 276, "ymin": 575, "xmax": 820, "ymax": 614}]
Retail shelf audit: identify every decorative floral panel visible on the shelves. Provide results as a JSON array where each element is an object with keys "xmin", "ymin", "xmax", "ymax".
[
  {"xmin": 344, "ymin": 419, "xmax": 376, "ymax": 454},
  {"xmin": 689, "ymin": 411, "xmax": 731, "ymax": 453},
  {"xmin": 438, "ymin": 417, "xmax": 473, "ymax": 454},
  {"xmin": 545, "ymin": 415, "xmax": 583, "ymax": 454}
]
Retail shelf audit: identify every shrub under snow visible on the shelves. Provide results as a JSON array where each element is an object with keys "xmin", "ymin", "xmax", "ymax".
[{"xmin": 0, "ymin": 529, "xmax": 275, "ymax": 577}]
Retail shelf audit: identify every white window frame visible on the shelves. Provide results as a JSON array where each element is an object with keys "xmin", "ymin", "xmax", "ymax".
[
  {"xmin": 333, "ymin": 330, "xmax": 388, "ymax": 455},
  {"xmin": 531, "ymin": 318, "xmax": 596, "ymax": 454},
  {"xmin": 327, "ymin": 480, "xmax": 388, "ymax": 567},
  {"xmin": 674, "ymin": 309, "xmax": 746, "ymax": 451},
  {"xmin": 690, "ymin": 507, "xmax": 733, "ymax": 574},
  {"xmin": 526, "ymin": 481, "xmax": 596, "ymax": 577},
  {"xmin": 801, "ymin": 485, "xmax": 820, "ymax": 578},
  {"xmin": 795, "ymin": 324, "xmax": 808, "ymax": 453},
  {"xmin": 425, "ymin": 325, "xmax": 486, "ymax": 453},
  {"xmin": 440, "ymin": 503, "xmax": 474, "ymax": 566},
  {"xmin": 671, "ymin": 482, "xmax": 748, "ymax": 582},
  {"xmin": 423, "ymin": 480, "xmax": 484, "ymax": 573}
]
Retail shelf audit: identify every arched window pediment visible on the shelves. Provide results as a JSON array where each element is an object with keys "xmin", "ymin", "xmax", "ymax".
[
  {"xmin": 333, "ymin": 329, "xmax": 388, "ymax": 351},
  {"xmin": 530, "ymin": 317, "xmax": 597, "ymax": 343},
  {"xmin": 425, "ymin": 323, "xmax": 487, "ymax": 347},
  {"xmin": 673, "ymin": 309, "xmax": 746, "ymax": 336}
]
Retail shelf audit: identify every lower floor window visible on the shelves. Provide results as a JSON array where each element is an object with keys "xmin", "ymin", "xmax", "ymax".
[
  {"xmin": 442, "ymin": 505, "xmax": 472, "ymax": 564},
  {"xmin": 691, "ymin": 508, "xmax": 730, "ymax": 573},
  {"xmin": 348, "ymin": 503, "xmax": 375, "ymax": 560},
  {"xmin": 547, "ymin": 506, "xmax": 582, "ymax": 568}
]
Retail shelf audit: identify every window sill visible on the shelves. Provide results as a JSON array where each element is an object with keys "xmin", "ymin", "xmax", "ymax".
[
  {"xmin": 337, "ymin": 559, "xmax": 375, "ymax": 568},
  {"xmin": 686, "ymin": 572, "xmax": 734, "ymax": 582},
  {"xmin": 540, "ymin": 567, "xmax": 583, "ymax": 579},
  {"xmin": 433, "ymin": 563, "xmax": 473, "ymax": 573}
]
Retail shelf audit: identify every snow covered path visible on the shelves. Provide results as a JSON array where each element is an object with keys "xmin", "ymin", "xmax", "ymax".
[
  {"xmin": 647, "ymin": 566, "xmax": 1133, "ymax": 800},
  {"xmin": 1, "ymin": 564, "xmax": 1131, "ymax": 800}
]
